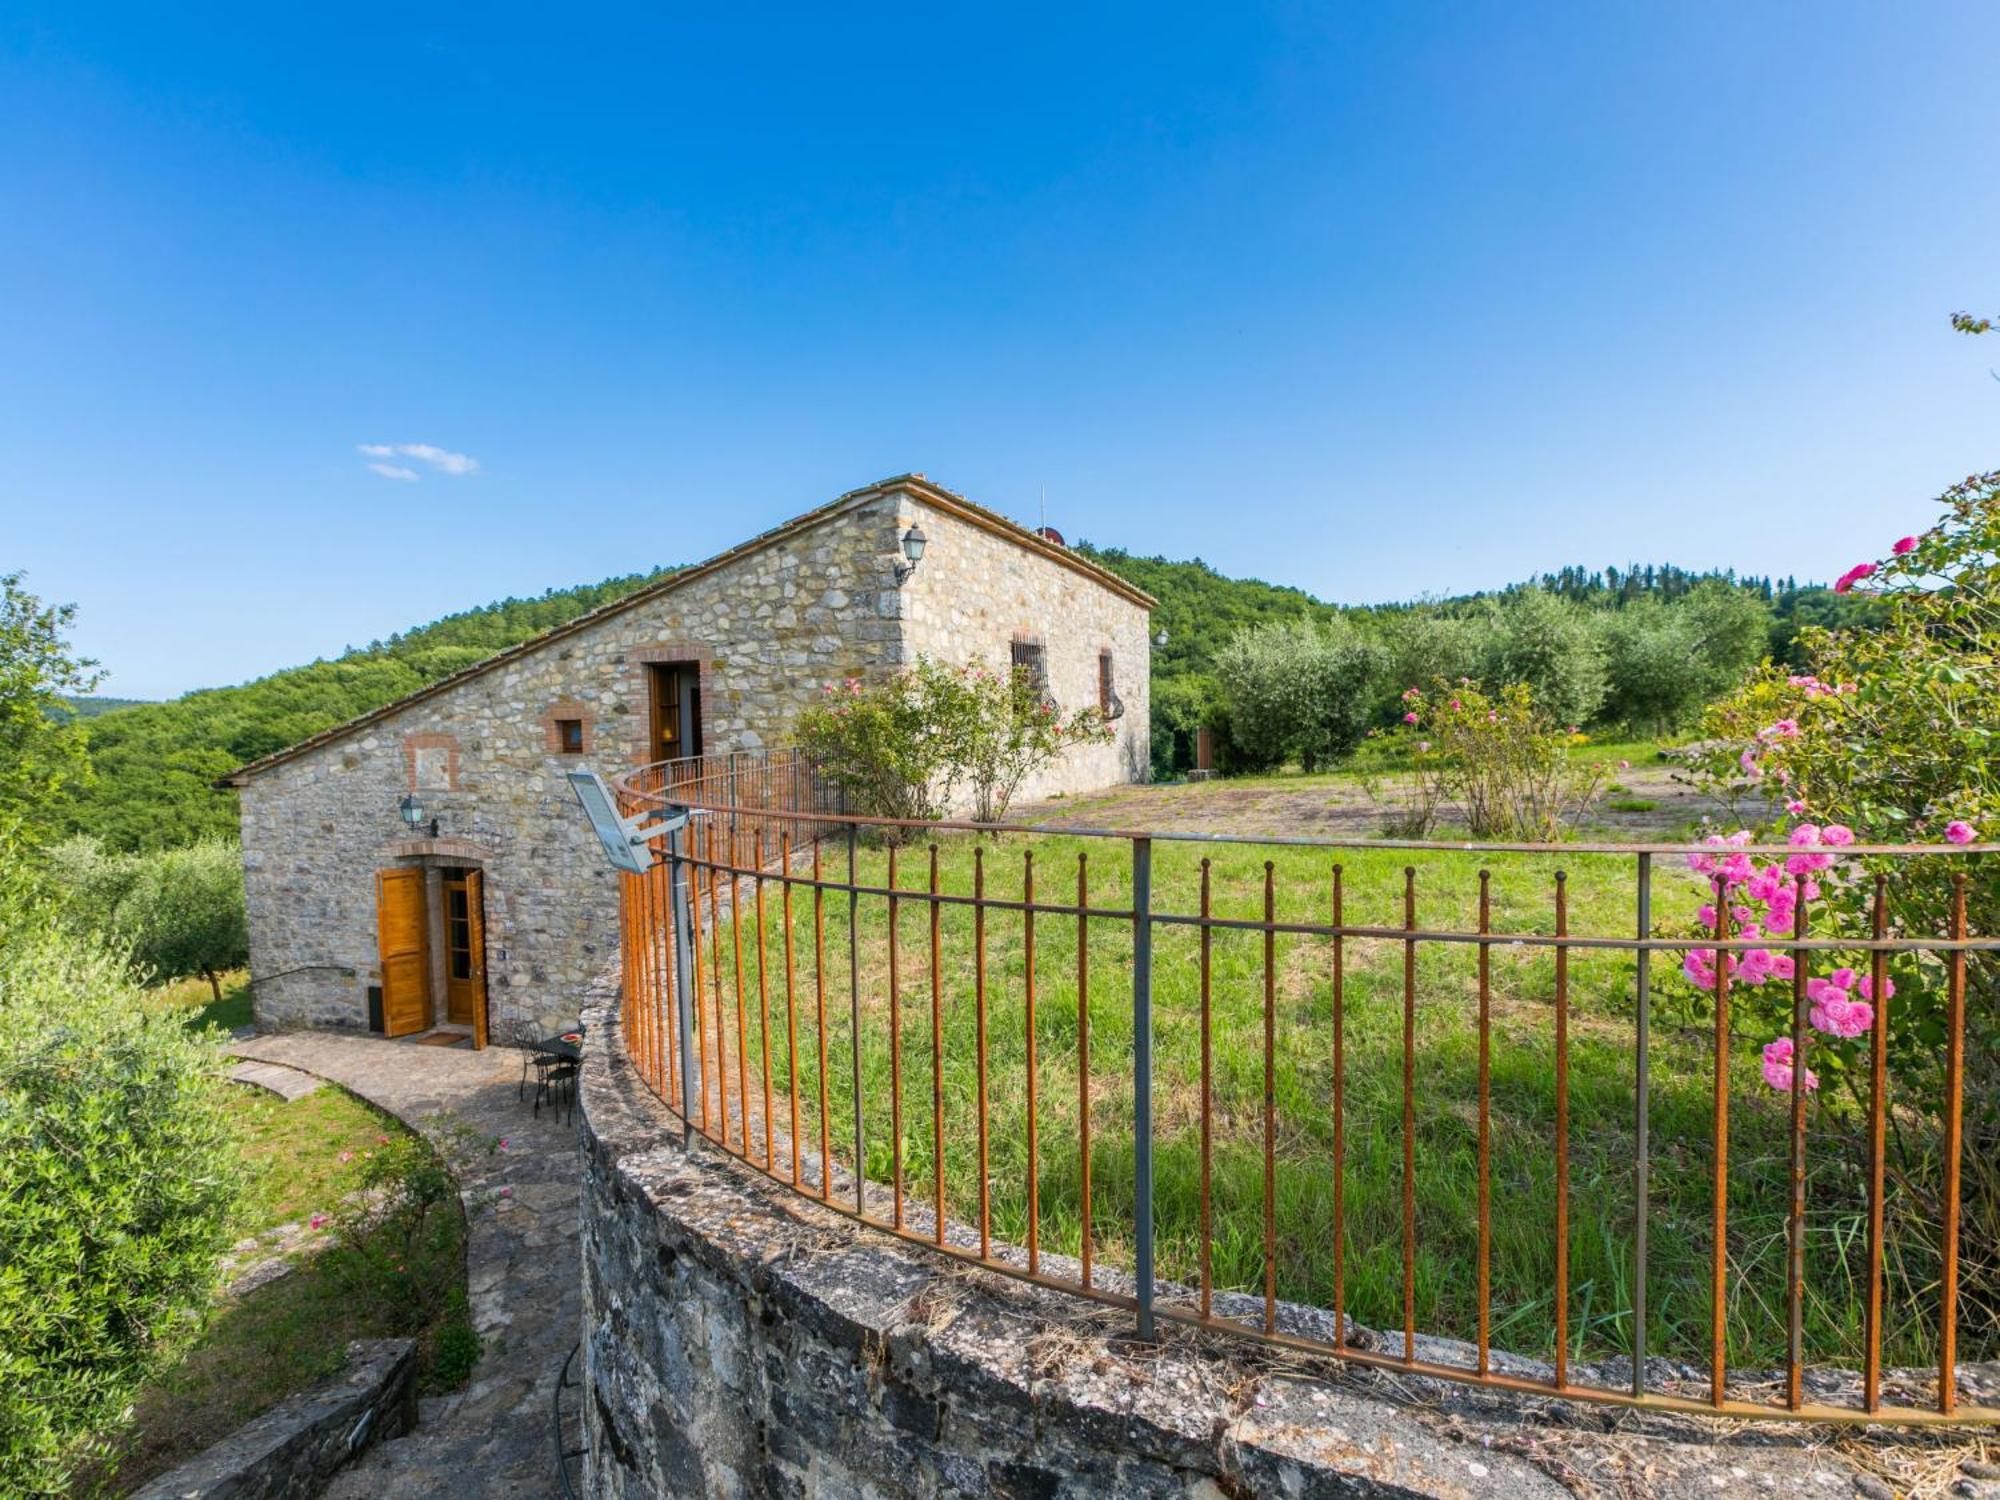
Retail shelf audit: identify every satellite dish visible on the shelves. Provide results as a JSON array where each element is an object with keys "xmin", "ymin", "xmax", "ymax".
[{"xmin": 567, "ymin": 770, "xmax": 684, "ymax": 875}]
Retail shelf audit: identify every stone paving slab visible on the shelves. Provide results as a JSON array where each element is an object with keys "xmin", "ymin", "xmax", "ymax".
[
  {"xmin": 228, "ymin": 1059, "xmax": 324, "ymax": 1100},
  {"xmin": 227, "ymin": 1030, "xmax": 579, "ymax": 1499}
]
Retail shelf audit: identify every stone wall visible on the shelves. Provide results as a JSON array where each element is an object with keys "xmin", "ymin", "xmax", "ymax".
[
  {"xmin": 899, "ymin": 494, "xmax": 1152, "ymax": 804},
  {"xmin": 240, "ymin": 493, "xmax": 906, "ymax": 1038},
  {"xmin": 237, "ymin": 479, "xmax": 1152, "ymax": 1039},
  {"xmin": 130, "ymin": 1338, "xmax": 415, "ymax": 1500},
  {"xmin": 577, "ymin": 1000, "xmax": 1571, "ymax": 1500}
]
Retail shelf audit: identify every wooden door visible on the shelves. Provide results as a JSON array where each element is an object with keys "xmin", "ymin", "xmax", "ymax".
[
  {"xmin": 466, "ymin": 869, "xmax": 488, "ymax": 1050},
  {"xmin": 443, "ymin": 871, "xmax": 490, "ymax": 1046},
  {"xmin": 442, "ymin": 868, "xmax": 488, "ymax": 1048},
  {"xmin": 376, "ymin": 868, "xmax": 431, "ymax": 1038}
]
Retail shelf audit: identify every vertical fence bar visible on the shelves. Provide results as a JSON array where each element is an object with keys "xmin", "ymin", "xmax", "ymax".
[
  {"xmin": 1132, "ymin": 835, "xmax": 1156, "ymax": 1341},
  {"xmin": 974, "ymin": 847, "xmax": 991, "ymax": 1259},
  {"xmin": 1864, "ymin": 873, "xmax": 1889, "ymax": 1413},
  {"xmin": 888, "ymin": 846, "xmax": 904, "ymax": 1229},
  {"xmin": 1199, "ymin": 859, "xmax": 1213, "ymax": 1320},
  {"xmin": 1024, "ymin": 850, "xmax": 1039, "ymax": 1275},
  {"xmin": 690, "ymin": 828, "xmax": 711, "ymax": 1134},
  {"xmin": 1940, "ymin": 872, "xmax": 1968, "ymax": 1414},
  {"xmin": 1263, "ymin": 861, "xmax": 1278, "ymax": 1335},
  {"xmin": 708, "ymin": 819, "xmax": 727, "ymax": 1142},
  {"xmin": 1554, "ymin": 869, "xmax": 1570, "ymax": 1390},
  {"xmin": 848, "ymin": 825, "xmax": 864, "ymax": 1218},
  {"xmin": 930, "ymin": 845, "xmax": 945, "ymax": 1248},
  {"xmin": 1077, "ymin": 851, "xmax": 1093, "ymax": 1289},
  {"xmin": 1632, "ymin": 853, "xmax": 1650, "ymax": 1398},
  {"xmin": 1477, "ymin": 868, "xmax": 1492, "ymax": 1377},
  {"xmin": 1786, "ymin": 872, "xmax": 1810, "ymax": 1410},
  {"xmin": 757, "ymin": 829, "xmax": 773, "ymax": 1169},
  {"xmin": 1402, "ymin": 866, "xmax": 1417, "ymax": 1364},
  {"xmin": 782, "ymin": 832, "xmax": 801, "ymax": 1187},
  {"xmin": 732, "ymin": 824, "xmax": 750, "ymax": 1157},
  {"xmin": 1332, "ymin": 864, "xmax": 1346, "ymax": 1352},
  {"xmin": 1710, "ymin": 875, "xmax": 1731, "ymax": 1409},
  {"xmin": 670, "ymin": 816, "xmax": 700, "ymax": 1140},
  {"xmin": 814, "ymin": 840, "xmax": 830, "ymax": 1203}
]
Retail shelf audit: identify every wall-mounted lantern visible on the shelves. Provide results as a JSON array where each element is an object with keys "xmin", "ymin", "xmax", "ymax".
[
  {"xmin": 893, "ymin": 523, "xmax": 928, "ymax": 585},
  {"xmin": 1154, "ymin": 627, "xmax": 1170, "ymax": 648},
  {"xmin": 399, "ymin": 793, "xmax": 439, "ymax": 838}
]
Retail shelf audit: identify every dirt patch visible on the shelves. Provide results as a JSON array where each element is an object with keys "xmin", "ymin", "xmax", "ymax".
[{"xmin": 1022, "ymin": 760, "xmax": 1746, "ymax": 843}]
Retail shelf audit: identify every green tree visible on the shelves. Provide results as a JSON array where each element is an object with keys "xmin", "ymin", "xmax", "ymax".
[
  {"xmin": 1214, "ymin": 618, "xmax": 1390, "ymax": 772},
  {"xmin": 1597, "ymin": 581, "xmax": 1769, "ymax": 733},
  {"xmin": 117, "ymin": 841, "xmax": 249, "ymax": 1004},
  {"xmin": 1474, "ymin": 587, "xmax": 1607, "ymax": 730},
  {"xmin": 0, "ymin": 895, "xmax": 240, "ymax": 1493},
  {"xmin": 0, "ymin": 574, "xmax": 101, "ymax": 846}
]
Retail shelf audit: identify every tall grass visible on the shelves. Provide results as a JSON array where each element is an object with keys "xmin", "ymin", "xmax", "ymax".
[{"xmin": 669, "ymin": 829, "xmax": 1960, "ymax": 1376}]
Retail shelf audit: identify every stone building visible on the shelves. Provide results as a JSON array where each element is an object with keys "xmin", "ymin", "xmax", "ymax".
[{"xmin": 221, "ymin": 475, "xmax": 1154, "ymax": 1045}]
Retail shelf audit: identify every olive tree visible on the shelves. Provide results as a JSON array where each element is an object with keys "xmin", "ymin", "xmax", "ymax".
[{"xmin": 1214, "ymin": 618, "xmax": 1390, "ymax": 772}]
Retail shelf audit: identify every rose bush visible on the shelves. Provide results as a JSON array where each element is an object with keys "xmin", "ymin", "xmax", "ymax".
[{"xmin": 1685, "ymin": 467, "xmax": 1997, "ymax": 1347}]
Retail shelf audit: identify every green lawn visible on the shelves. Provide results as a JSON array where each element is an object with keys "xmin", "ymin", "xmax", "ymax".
[
  {"xmin": 668, "ymin": 829, "xmax": 1954, "ymax": 1379},
  {"xmin": 81, "ymin": 1083, "xmax": 474, "ymax": 1496},
  {"xmin": 142, "ymin": 967, "xmax": 254, "ymax": 1033}
]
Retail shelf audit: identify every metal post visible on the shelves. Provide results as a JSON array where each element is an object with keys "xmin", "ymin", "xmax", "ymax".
[
  {"xmin": 848, "ymin": 823, "xmax": 864, "ymax": 1217},
  {"xmin": 668, "ymin": 810, "xmax": 701, "ymax": 1146},
  {"xmin": 1632, "ymin": 851, "xmax": 1650, "ymax": 1397},
  {"xmin": 1132, "ymin": 835, "xmax": 1155, "ymax": 1341}
]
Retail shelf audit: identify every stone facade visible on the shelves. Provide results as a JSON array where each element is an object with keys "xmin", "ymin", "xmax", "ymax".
[{"xmin": 228, "ymin": 477, "xmax": 1152, "ymax": 1041}]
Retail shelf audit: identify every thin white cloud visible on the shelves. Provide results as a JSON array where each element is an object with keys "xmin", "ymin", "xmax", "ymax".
[{"xmin": 357, "ymin": 442, "xmax": 480, "ymax": 479}]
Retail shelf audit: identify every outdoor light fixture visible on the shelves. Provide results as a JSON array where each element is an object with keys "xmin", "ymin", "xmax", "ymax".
[
  {"xmin": 398, "ymin": 793, "xmax": 440, "ymax": 838},
  {"xmin": 893, "ymin": 523, "xmax": 928, "ymax": 584},
  {"xmin": 1155, "ymin": 627, "xmax": 1170, "ymax": 648},
  {"xmin": 567, "ymin": 769, "xmax": 688, "ymax": 875}
]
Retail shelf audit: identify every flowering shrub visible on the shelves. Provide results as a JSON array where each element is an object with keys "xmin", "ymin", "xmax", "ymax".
[
  {"xmin": 1690, "ymin": 470, "xmax": 1995, "ymax": 1079},
  {"xmin": 1686, "ymin": 467, "xmax": 1996, "ymax": 1338},
  {"xmin": 1377, "ymin": 680, "xmax": 1604, "ymax": 839},
  {"xmin": 795, "ymin": 657, "xmax": 1108, "ymax": 831}
]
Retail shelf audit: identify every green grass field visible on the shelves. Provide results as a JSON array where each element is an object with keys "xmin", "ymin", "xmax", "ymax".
[{"xmin": 660, "ymin": 828, "xmax": 1955, "ymax": 1378}]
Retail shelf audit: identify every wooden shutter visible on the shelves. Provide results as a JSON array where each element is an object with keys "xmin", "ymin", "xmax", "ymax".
[
  {"xmin": 376, "ymin": 867, "xmax": 431, "ymax": 1037},
  {"xmin": 465, "ymin": 869, "xmax": 488, "ymax": 1050}
]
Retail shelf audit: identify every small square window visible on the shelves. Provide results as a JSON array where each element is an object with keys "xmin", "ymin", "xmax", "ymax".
[{"xmin": 555, "ymin": 718, "xmax": 585, "ymax": 754}]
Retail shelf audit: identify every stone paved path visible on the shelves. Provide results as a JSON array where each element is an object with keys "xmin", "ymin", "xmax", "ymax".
[{"xmin": 228, "ymin": 1032, "xmax": 580, "ymax": 1499}]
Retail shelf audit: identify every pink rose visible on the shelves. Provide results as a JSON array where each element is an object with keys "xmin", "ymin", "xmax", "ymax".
[
  {"xmin": 1403, "ymin": 711, "xmax": 1419, "ymax": 724},
  {"xmin": 1945, "ymin": 820, "xmax": 1976, "ymax": 845},
  {"xmin": 309, "ymin": 1213, "xmax": 328, "ymax": 1230},
  {"xmin": 1821, "ymin": 824, "xmax": 1855, "ymax": 847},
  {"xmin": 1892, "ymin": 536, "xmax": 1917, "ymax": 555},
  {"xmin": 1762, "ymin": 1037, "xmax": 1819, "ymax": 1092},
  {"xmin": 1833, "ymin": 563, "xmax": 1875, "ymax": 594}
]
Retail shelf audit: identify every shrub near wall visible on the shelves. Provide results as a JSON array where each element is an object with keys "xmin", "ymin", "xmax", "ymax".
[{"xmin": 0, "ymin": 895, "xmax": 240, "ymax": 1495}]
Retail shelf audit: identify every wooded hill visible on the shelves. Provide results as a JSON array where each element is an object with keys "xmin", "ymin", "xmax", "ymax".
[
  {"xmin": 65, "ymin": 547, "xmax": 1862, "ymax": 852},
  {"xmin": 69, "ymin": 570, "xmax": 669, "ymax": 850}
]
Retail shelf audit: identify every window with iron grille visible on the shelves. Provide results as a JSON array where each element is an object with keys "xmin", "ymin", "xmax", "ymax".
[{"xmin": 1010, "ymin": 640, "xmax": 1047, "ymax": 698}]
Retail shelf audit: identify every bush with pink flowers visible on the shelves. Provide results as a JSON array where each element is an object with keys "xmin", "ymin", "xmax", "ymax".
[{"xmin": 1687, "ymin": 466, "xmax": 1997, "ymax": 1336}]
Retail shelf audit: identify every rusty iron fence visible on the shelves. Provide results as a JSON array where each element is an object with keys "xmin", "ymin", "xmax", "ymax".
[{"xmin": 608, "ymin": 749, "xmax": 1999, "ymax": 1426}]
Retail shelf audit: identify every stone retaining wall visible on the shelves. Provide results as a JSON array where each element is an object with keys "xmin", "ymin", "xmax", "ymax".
[
  {"xmin": 576, "ymin": 1000, "xmax": 1572, "ymax": 1500},
  {"xmin": 130, "ymin": 1338, "xmax": 415, "ymax": 1500}
]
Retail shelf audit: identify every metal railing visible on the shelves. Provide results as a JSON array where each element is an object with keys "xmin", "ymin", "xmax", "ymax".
[{"xmin": 609, "ymin": 750, "xmax": 1999, "ymax": 1426}]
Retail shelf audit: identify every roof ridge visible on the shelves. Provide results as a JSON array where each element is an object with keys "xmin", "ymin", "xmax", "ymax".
[{"xmin": 216, "ymin": 475, "xmax": 1151, "ymax": 786}]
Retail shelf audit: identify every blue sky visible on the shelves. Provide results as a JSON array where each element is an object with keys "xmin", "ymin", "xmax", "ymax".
[{"xmin": 4, "ymin": 4, "xmax": 1996, "ymax": 700}]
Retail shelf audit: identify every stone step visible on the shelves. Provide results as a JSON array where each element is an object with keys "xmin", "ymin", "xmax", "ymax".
[{"xmin": 229, "ymin": 1060, "xmax": 325, "ymax": 1101}]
